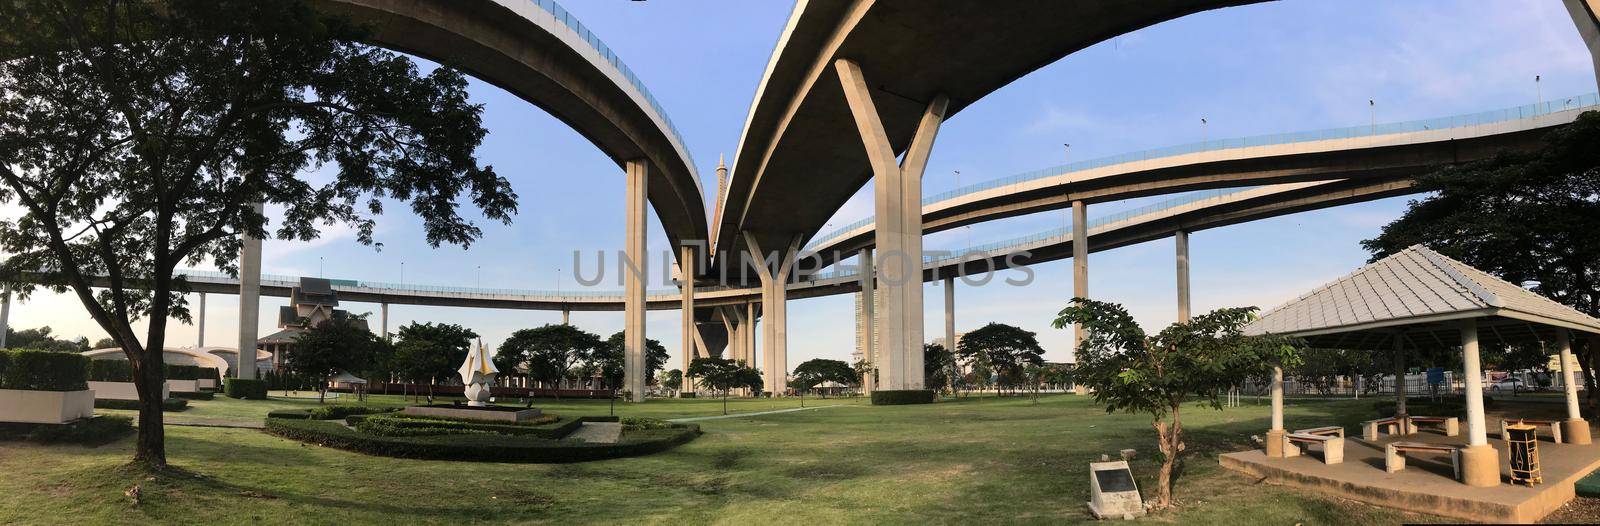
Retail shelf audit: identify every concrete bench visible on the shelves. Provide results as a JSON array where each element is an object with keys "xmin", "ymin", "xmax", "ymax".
[
  {"xmin": 1284, "ymin": 432, "xmax": 1345, "ymax": 465},
  {"xmin": 1385, "ymin": 441, "xmax": 1462, "ymax": 480},
  {"xmin": 1409, "ymin": 416, "xmax": 1459, "ymax": 437},
  {"xmin": 1363, "ymin": 417, "xmax": 1414, "ymax": 441},
  {"xmin": 1294, "ymin": 425, "xmax": 1345, "ymax": 438},
  {"xmin": 1501, "ymin": 418, "xmax": 1563, "ymax": 443}
]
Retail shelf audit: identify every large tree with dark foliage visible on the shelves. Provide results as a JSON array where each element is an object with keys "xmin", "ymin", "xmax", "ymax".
[
  {"xmin": 0, "ymin": 0, "xmax": 514, "ymax": 467},
  {"xmin": 956, "ymin": 323, "xmax": 1045, "ymax": 394},
  {"xmin": 494, "ymin": 324, "xmax": 602, "ymax": 398},
  {"xmin": 1363, "ymin": 111, "xmax": 1600, "ymax": 405},
  {"xmin": 390, "ymin": 322, "xmax": 479, "ymax": 402},
  {"xmin": 1054, "ymin": 299, "xmax": 1299, "ymax": 510},
  {"xmin": 285, "ymin": 315, "xmax": 383, "ymax": 404},
  {"xmin": 598, "ymin": 331, "xmax": 667, "ymax": 393}
]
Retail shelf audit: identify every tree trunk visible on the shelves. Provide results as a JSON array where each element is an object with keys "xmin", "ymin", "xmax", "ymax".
[
  {"xmin": 1152, "ymin": 405, "xmax": 1185, "ymax": 510},
  {"xmin": 131, "ymin": 345, "xmax": 167, "ymax": 468}
]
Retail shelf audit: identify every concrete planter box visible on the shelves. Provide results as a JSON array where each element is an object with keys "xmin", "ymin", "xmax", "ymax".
[
  {"xmin": 87, "ymin": 381, "xmax": 169, "ymax": 401},
  {"xmin": 0, "ymin": 389, "xmax": 95, "ymax": 424},
  {"xmin": 168, "ymin": 379, "xmax": 201, "ymax": 393},
  {"xmin": 197, "ymin": 379, "xmax": 218, "ymax": 390}
]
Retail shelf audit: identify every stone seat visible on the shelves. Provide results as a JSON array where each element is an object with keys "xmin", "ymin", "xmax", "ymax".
[
  {"xmin": 1501, "ymin": 418, "xmax": 1563, "ymax": 443},
  {"xmin": 1285, "ymin": 432, "xmax": 1345, "ymax": 465},
  {"xmin": 1409, "ymin": 415, "xmax": 1460, "ymax": 437},
  {"xmin": 1363, "ymin": 416, "xmax": 1414, "ymax": 440},
  {"xmin": 1294, "ymin": 425, "xmax": 1344, "ymax": 438},
  {"xmin": 1385, "ymin": 441, "xmax": 1462, "ymax": 480}
]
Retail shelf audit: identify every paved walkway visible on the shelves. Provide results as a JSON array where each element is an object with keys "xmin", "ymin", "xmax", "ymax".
[
  {"xmin": 566, "ymin": 422, "xmax": 622, "ymax": 444},
  {"xmin": 669, "ymin": 404, "xmax": 845, "ymax": 423}
]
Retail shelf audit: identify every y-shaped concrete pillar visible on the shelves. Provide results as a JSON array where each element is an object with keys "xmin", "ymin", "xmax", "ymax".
[
  {"xmin": 1559, "ymin": 330, "xmax": 1592, "ymax": 444},
  {"xmin": 236, "ymin": 202, "xmax": 263, "ymax": 380},
  {"xmin": 1564, "ymin": 0, "xmax": 1600, "ymax": 89},
  {"xmin": 744, "ymin": 233, "xmax": 799, "ymax": 396},
  {"xmin": 836, "ymin": 58, "xmax": 948, "ymax": 394},
  {"xmin": 623, "ymin": 160, "xmax": 648, "ymax": 402}
]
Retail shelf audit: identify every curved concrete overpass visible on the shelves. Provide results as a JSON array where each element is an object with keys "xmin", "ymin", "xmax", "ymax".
[
  {"xmin": 713, "ymin": 0, "xmax": 1264, "ymax": 276},
  {"xmin": 806, "ymin": 98, "xmax": 1598, "ymax": 267},
  {"xmin": 317, "ymin": 0, "xmax": 707, "ymax": 248}
]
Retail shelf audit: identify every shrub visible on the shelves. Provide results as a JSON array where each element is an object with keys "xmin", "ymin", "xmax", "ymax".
[
  {"xmin": 94, "ymin": 398, "xmax": 188, "ymax": 411},
  {"xmin": 264, "ymin": 417, "xmax": 699, "ymax": 463},
  {"xmin": 86, "ymin": 359, "xmax": 135, "ymax": 382},
  {"xmin": 0, "ymin": 349, "xmax": 88, "ymax": 391},
  {"xmin": 870, "ymin": 389, "xmax": 935, "ymax": 405},
  {"xmin": 266, "ymin": 406, "xmax": 397, "ymax": 420},
  {"xmin": 224, "ymin": 378, "xmax": 267, "ymax": 400},
  {"xmin": 172, "ymin": 390, "xmax": 214, "ymax": 400},
  {"xmin": 165, "ymin": 364, "xmax": 204, "ymax": 381},
  {"xmin": 354, "ymin": 413, "xmax": 572, "ymax": 438},
  {"xmin": 0, "ymin": 416, "xmax": 133, "ymax": 446},
  {"xmin": 620, "ymin": 417, "xmax": 673, "ymax": 431}
]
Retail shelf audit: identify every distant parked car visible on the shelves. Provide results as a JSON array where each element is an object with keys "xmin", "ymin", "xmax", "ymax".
[{"xmin": 1489, "ymin": 378, "xmax": 1525, "ymax": 393}]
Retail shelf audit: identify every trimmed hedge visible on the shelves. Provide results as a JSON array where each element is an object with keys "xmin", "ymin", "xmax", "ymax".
[
  {"xmin": 165, "ymin": 364, "xmax": 204, "ymax": 381},
  {"xmin": 172, "ymin": 390, "xmax": 214, "ymax": 400},
  {"xmin": 264, "ymin": 417, "xmax": 700, "ymax": 463},
  {"xmin": 355, "ymin": 413, "xmax": 574, "ymax": 438},
  {"xmin": 0, "ymin": 416, "xmax": 133, "ymax": 446},
  {"xmin": 265, "ymin": 405, "xmax": 397, "ymax": 420},
  {"xmin": 224, "ymin": 378, "xmax": 267, "ymax": 400},
  {"xmin": 86, "ymin": 359, "xmax": 135, "ymax": 382},
  {"xmin": 871, "ymin": 389, "xmax": 935, "ymax": 405},
  {"xmin": 94, "ymin": 398, "xmax": 189, "ymax": 411},
  {"xmin": 0, "ymin": 349, "xmax": 88, "ymax": 391}
]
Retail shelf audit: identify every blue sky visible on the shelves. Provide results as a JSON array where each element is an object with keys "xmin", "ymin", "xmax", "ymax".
[{"xmin": 9, "ymin": 0, "xmax": 1597, "ymax": 371}]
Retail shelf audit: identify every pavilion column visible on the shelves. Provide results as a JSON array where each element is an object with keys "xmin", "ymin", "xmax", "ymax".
[
  {"xmin": 623, "ymin": 159, "xmax": 648, "ymax": 402},
  {"xmin": 1073, "ymin": 200, "xmax": 1088, "ymax": 350},
  {"xmin": 1175, "ymin": 231, "xmax": 1190, "ymax": 323},
  {"xmin": 679, "ymin": 245, "xmax": 697, "ymax": 394},
  {"xmin": 236, "ymin": 201, "xmax": 263, "ymax": 380},
  {"xmin": 1559, "ymin": 330, "xmax": 1593, "ymax": 444},
  {"xmin": 1266, "ymin": 365, "xmax": 1286, "ymax": 457},
  {"xmin": 1394, "ymin": 335, "xmax": 1409, "ymax": 429},
  {"xmin": 836, "ymin": 58, "xmax": 947, "ymax": 395},
  {"xmin": 196, "ymin": 292, "xmax": 207, "ymax": 347},
  {"xmin": 1563, "ymin": 0, "xmax": 1600, "ymax": 90},
  {"xmin": 859, "ymin": 248, "xmax": 875, "ymax": 394},
  {"xmin": 1458, "ymin": 319, "xmax": 1500, "ymax": 486}
]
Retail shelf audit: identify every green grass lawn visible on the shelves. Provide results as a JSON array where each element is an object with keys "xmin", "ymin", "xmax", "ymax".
[{"xmin": 1, "ymin": 394, "xmax": 1458, "ymax": 525}]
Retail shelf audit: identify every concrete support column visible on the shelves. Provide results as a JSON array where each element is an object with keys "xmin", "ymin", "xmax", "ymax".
[
  {"xmin": 0, "ymin": 288, "xmax": 9, "ymax": 349},
  {"xmin": 836, "ymin": 58, "xmax": 947, "ymax": 393},
  {"xmin": 744, "ymin": 233, "xmax": 799, "ymax": 396},
  {"xmin": 1175, "ymin": 230, "xmax": 1190, "ymax": 323},
  {"xmin": 679, "ymin": 245, "xmax": 697, "ymax": 394},
  {"xmin": 561, "ymin": 308, "xmax": 569, "ymax": 325},
  {"xmin": 1267, "ymin": 365, "xmax": 1285, "ymax": 457},
  {"xmin": 1072, "ymin": 200, "xmax": 1088, "ymax": 352},
  {"xmin": 623, "ymin": 159, "xmax": 648, "ymax": 402},
  {"xmin": 196, "ymin": 292, "xmax": 207, "ymax": 347},
  {"xmin": 380, "ymin": 303, "xmax": 389, "ymax": 341},
  {"xmin": 1559, "ymin": 330, "xmax": 1592, "ymax": 444},
  {"xmin": 1563, "ymin": 0, "xmax": 1600, "ymax": 89},
  {"xmin": 1458, "ymin": 319, "xmax": 1500, "ymax": 486},
  {"xmin": 236, "ymin": 202, "xmax": 263, "ymax": 380},
  {"xmin": 943, "ymin": 276, "xmax": 956, "ymax": 394},
  {"xmin": 860, "ymin": 248, "xmax": 875, "ymax": 393},
  {"xmin": 745, "ymin": 300, "xmax": 756, "ymax": 367}
]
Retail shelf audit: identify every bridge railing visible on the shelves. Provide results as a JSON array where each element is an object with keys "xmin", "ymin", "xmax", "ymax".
[
  {"xmin": 529, "ymin": 0, "xmax": 696, "ymax": 170},
  {"xmin": 811, "ymin": 92, "xmax": 1600, "ymax": 249}
]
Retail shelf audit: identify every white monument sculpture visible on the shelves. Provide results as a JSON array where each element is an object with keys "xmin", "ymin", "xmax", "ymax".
[{"xmin": 458, "ymin": 341, "xmax": 499, "ymax": 407}]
